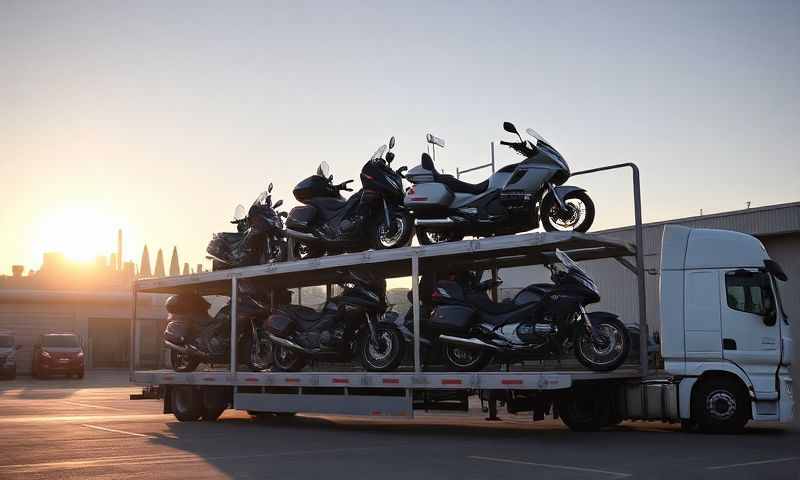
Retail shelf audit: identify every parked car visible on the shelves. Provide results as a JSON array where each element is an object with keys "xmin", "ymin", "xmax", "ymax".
[
  {"xmin": 0, "ymin": 333, "xmax": 19, "ymax": 380},
  {"xmin": 32, "ymin": 333, "xmax": 85, "ymax": 379}
]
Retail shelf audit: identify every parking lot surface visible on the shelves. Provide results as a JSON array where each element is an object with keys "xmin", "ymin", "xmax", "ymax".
[{"xmin": 0, "ymin": 370, "xmax": 797, "ymax": 479}]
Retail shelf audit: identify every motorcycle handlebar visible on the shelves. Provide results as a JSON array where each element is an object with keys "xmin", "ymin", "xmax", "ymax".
[{"xmin": 499, "ymin": 140, "xmax": 515, "ymax": 146}]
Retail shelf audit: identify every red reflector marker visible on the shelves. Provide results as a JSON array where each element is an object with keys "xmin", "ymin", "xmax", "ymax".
[
  {"xmin": 501, "ymin": 379, "xmax": 523, "ymax": 385},
  {"xmin": 203, "ymin": 377, "xmax": 215, "ymax": 382},
  {"xmin": 245, "ymin": 378, "xmax": 258, "ymax": 383},
  {"xmin": 382, "ymin": 378, "xmax": 400, "ymax": 384},
  {"xmin": 441, "ymin": 379, "xmax": 462, "ymax": 385},
  {"xmin": 285, "ymin": 378, "xmax": 300, "ymax": 383},
  {"xmin": 332, "ymin": 378, "xmax": 349, "ymax": 384}
]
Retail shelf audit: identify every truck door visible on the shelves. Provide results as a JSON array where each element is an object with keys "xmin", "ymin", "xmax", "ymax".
[{"xmin": 720, "ymin": 269, "xmax": 781, "ymax": 398}]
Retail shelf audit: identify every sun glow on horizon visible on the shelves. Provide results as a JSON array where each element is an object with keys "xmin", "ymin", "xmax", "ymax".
[{"xmin": 33, "ymin": 206, "xmax": 127, "ymax": 264}]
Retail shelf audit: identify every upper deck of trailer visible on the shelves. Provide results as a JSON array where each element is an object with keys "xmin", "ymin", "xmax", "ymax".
[{"xmin": 134, "ymin": 231, "xmax": 636, "ymax": 295}]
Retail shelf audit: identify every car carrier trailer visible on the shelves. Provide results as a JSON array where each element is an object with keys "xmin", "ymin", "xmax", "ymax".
[{"xmin": 130, "ymin": 164, "xmax": 793, "ymax": 433}]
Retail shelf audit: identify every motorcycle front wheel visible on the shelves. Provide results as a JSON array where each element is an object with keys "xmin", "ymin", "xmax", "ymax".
[
  {"xmin": 415, "ymin": 228, "xmax": 464, "ymax": 245},
  {"xmin": 359, "ymin": 326, "xmax": 404, "ymax": 372},
  {"xmin": 271, "ymin": 344, "xmax": 306, "ymax": 372},
  {"xmin": 371, "ymin": 211, "xmax": 414, "ymax": 249},
  {"xmin": 442, "ymin": 344, "xmax": 491, "ymax": 372},
  {"xmin": 541, "ymin": 191, "xmax": 595, "ymax": 233},
  {"xmin": 241, "ymin": 335, "xmax": 271, "ymax": 372},
  {"xmin": 170, "ymin": 349, "xmax": 200, "ymax": 373},
  {"xmin": 574, "ymin": 317, "xmax": 630, "ymax": 372}
]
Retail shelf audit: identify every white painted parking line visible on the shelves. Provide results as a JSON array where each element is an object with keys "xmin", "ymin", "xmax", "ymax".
[
  {"xmin": 706, "ymin": 456, "xmax": 800, "ymax": 470},
  {"xmin": 469, "ymin": 455, "xmax": 632, "ymax": 478},
  {"xmin": 81, "ymin": 424, "xmax": 154, "ymax": 438},
  {"xmin": 62, "ymin": 400, "xmax": 126, "ymax": 411}
]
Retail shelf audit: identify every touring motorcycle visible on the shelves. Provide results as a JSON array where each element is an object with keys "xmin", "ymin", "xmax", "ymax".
[
  {"xmin": 405, "ymin": 122, "xmax": 595, "ymax": 244},
  {"xmin": 284, "ymin": 137, "xmax": 413, "ymax": 258},
  {"xmin": 265, "ymin": 271, "xmax": 404, "ymax": 372},
  {"xmin": 424, "ymin": 250, "xmax": 629, "ymax": 372},
  {"xmin": 206, "ymin": 183, "xmax": 288, "ymax": 270},
  {"xmin": 163, "ymin": 289, "xmax": 289, "ymax": 372}
]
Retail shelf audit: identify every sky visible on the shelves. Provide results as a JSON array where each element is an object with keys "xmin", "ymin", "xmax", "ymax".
[{"xmin": 1, "ymin": 0, "xmax": 798, "ymax": 275}]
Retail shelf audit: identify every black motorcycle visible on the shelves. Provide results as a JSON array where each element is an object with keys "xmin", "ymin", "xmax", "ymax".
[
  {"xmin": 285, "ymin": 137, "xmax": 413, "ymax": 258},
  {"xmin": 206, "ymin": 183, "xmax": 288, "ymax": 271},
  {"xmin": 265, "ymin": 271, "xmax": 404, "ymax": 372},
  {"xmin": 163, "ymin": 291, "xmax": 285, "ymax": 372},
  {"xmin": 428, "ymin": 250, "xmax": 630, "ymax": 372}
]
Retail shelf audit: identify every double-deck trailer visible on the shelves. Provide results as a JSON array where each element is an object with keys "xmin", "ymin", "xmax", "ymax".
[{"xmin": 130, "ymin": 165, "xmax": 793, "ymax": 433}]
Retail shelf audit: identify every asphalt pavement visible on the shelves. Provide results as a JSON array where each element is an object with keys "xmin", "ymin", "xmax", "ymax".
[{"xmin": 0, "ymin": 370, "xmax": 797, "ymax": 480}]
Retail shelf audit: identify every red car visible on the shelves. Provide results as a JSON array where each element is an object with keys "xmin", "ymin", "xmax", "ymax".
[{"xmin": 32, "ymin": 333, "xmax": 85, "ymax": 379}]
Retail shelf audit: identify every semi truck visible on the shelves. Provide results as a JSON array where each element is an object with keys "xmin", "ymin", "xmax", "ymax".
[{"xmin": 130, "ymin": 225, "xmax": 793, "ymax": 434}]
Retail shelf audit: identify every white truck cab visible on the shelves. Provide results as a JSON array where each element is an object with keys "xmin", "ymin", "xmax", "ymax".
[{"xmin": 659, "ymin": 225, "xmax": 793, "ymax": 432}]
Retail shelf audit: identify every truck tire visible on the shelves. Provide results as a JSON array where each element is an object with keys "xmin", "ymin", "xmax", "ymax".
[
  {"xmin": 557, "ymin": 388, "xmax": 612, "ymax": 431},
  {"xmin": 201, "ymin": 387, "xmax": 230, "ymax": 421},
  {"xmin": 692, "ymin": 377, "xmax": 749, "ymax": 434},
  {"xmin": 171, "ymin": 386, "xmax": 203, "ymax": 422}
]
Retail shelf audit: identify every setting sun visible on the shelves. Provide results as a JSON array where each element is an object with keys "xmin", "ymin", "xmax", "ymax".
[{"xmin": 33, "ymin": 206, "xmax": 125, "ymax": 263}]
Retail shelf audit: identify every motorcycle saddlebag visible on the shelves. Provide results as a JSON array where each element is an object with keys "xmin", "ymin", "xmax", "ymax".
[
  {"xmin": 265, "ymin": 312, "xmax": 295, "ymax": 337},
  {"xmin": 429, "ymin": 304, "xmax": 476, "ymax": 333},
  {"xmin": 286, "ymin": 205, "xmax": 317, "ymax": 232},
  {"xmin": 164, "ymin": 320, "xmax": 189, "ymax": 345},
  {"xmin": 404, "ymin": 183, "xmax": 454, "ymax": 209}
]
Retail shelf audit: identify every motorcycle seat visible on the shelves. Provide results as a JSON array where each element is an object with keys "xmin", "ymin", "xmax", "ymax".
[
  {"xmin": 420, "ymin": 153, "xmax": 489, "ymax": 195},
  {"xmin": 310, "ymin": 197, "xmax": 348, "ymax": 219},
  {"xmin": 466, "ymin": 293, "xmax": 520, "ymax": 314},
  {"xmin": 281, "ymin": 304, "xmax": 327, "ymax": 329}
]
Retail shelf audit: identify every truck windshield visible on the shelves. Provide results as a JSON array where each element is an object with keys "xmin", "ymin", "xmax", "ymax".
[
  {"xmin": 43, "ymin": 335, "xmax": 79, "ymax": 348},
  {"xmin": 0, "ymin": 335, "xmax": 13, "ymax": 347}
]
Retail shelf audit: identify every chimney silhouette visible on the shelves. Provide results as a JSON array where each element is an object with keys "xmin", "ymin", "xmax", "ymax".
[
  {"xmin": 139, "ymin": 245, "xmax": 152, "ymax": 277},
  {"xmin": 183, "ymin": 262, "xmax": 190, "ymax": 275},
  {"xmin": 196, "ymin": 263, "xmax": 203, "ymax": 274},
  {"xmin": 117, "ymin": 229, "xmax": 123, "ymax": 271},
  {"xmin": 154, "ymin": 249, "xmax": 165, "ymax": 277},
  {"xmin": 169, "ymin": 247, "xmax": 180, "ymax": 276}
]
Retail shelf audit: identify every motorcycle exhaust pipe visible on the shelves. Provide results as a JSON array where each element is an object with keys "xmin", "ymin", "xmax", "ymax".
[
  {"xmin": 284, "ymin": 228, "xmax": 318, "ymax": 242},
  {"xmin": 414, "ymin": 218, "xmax": 455, "ymax": 227},
  {"xmin": 268, "ymin": 334, "xmax": 308, "ymax": 353},
  {"xmin": 438, "ymin": 335, "xmax": 499, "ymax": 350}
]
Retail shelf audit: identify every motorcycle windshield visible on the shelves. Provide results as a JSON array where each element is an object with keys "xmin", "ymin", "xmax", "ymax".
[
  {"xmin": 252, "ymin": 191, "xmax": 270, "ymax": 208},
  {"xmin": 370, "ymin": 145, "xmax": 387, "ymax": 161},
  {"xmin": 554, "ymin": 249, "xmax": 598, "ymax": 292},
  {"xmin": 233, "ymin": 204, "xmax": 246, "ymax": 221},
  {"xmin": 316, "ymin": 161, "xmax": 330, "ymax": 178},
  {"xmin": 526, "ymin": 127, "xmax": 568, "ymax": 169}
]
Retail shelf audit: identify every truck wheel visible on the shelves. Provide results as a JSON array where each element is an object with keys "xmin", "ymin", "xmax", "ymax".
[
  {"xmin": 557, "ymin": 389, "xmax": 612, "ymax": 431},
  {"xmin": 692, "ymin": 377, "xmax": 749, "ymax": 434},
  {"xmin": 359, "ymin": 326, "xmax": 404, "ymax": 372},
  {"xmin": 171, "ymin": 386, "xmax": 203, "ymax": 422},
  {"xmin": 201, "ymin": 387, "xmax": 230, "ymax": 421}
]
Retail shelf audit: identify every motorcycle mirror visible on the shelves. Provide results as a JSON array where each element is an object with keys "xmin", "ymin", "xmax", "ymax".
[
  {"xmin": 273, "ymin": 199, "xmax": 283, "ymax": 209},
  {"xmin": 329, "ymin": 174, "xmax": 334, "ymax": 183},
  {"xmin": 385, "ymin": 151, "xmax": 395, "ymax": 163},
  {"xmin": 503, "ymin": 121, "xmax": 523, "ymax": 142},
  {"xmin": 268, "ymin": 183, "xmax": 273, "ymax": 193},
  {"xmin": 280, "ymin": 211, "xmax": 288, "ymax": 218},
  {"xmin": 389, "ymin": 136, "xmax": 395, "ymax": 149}
]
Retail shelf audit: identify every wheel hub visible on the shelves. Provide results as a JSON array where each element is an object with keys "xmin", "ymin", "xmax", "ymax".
[
  {"xmin": 379, "ymin": 218, "xmax": 405, "ymax": 247},
  {"xmin": 707, "ymin": 390, "xmax": 737, "ymax": 420}
]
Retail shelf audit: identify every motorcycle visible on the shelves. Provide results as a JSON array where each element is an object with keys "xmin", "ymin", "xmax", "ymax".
[
  {"xmin": 206, "ymin": 183, "xmax": 288, "ymax": 271},
  {"xmin": 284, "ymin": 137, "xmax": 413, "ymax": 258},
  {"xmin": 428, "ymin": 249, "xmax": 630, "ymax": 372},
  {"xmin": 405, "ymin": 122, "xmax": 595, "ymax": 244},
  {"xmin": 163, "ymin": 290, "xmax": 286, "ymax": 372},
  {"xmin": 265, "ymin": 271, "xmax": 404, "ymax": 372}
]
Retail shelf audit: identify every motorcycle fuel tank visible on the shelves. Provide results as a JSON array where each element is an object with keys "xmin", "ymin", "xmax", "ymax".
[{"xmin": 405, "ymin": 183, "xmax": 454, "ymax": 209}]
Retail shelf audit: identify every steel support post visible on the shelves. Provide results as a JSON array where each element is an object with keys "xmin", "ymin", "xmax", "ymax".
[
  {"xmin": 490, "ymin": 265, "xmax": 499, "ymax": 301},
  {"xmin": 411, "ymin": 254, "xmax": 421, "ymax": 373},
  {"xmin": 129, "ymin": 285, "xmax": 137, "ymax": 380},
  {"xmin": 631, "ymin": 165, "xmax": 649, "ymax": 377},
  {"xmin": 230, "ymin": 276, "xmax": 238, "ymax": 374}
]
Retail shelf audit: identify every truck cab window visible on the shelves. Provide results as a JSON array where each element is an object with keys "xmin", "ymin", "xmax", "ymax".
[{"xmin": 724, "ymin": 270, "xmax": 773, "ymax": 316}]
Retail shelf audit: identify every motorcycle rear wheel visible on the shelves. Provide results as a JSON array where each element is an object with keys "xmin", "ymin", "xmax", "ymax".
[
  {"xmin": 416, "ymin": 228, "xmax": 464, "ymax": 245},
  {"xmin": 574, "ymin": 317, "xmax": 630, "ymax": 372},
  {"xmin": 442, "ymin": 344, "xmax": 491, "ymax": 372},
  {"xmin": 541, "ymin": 191, "xmax": 595, "ymax": 233},
  {"xmin": 170, "ymin": 349, "xmax": 200, "ymax": 373},
  {"xmin": 271, "ymin": 344, "xmax": 306, "ymax": 372}
]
